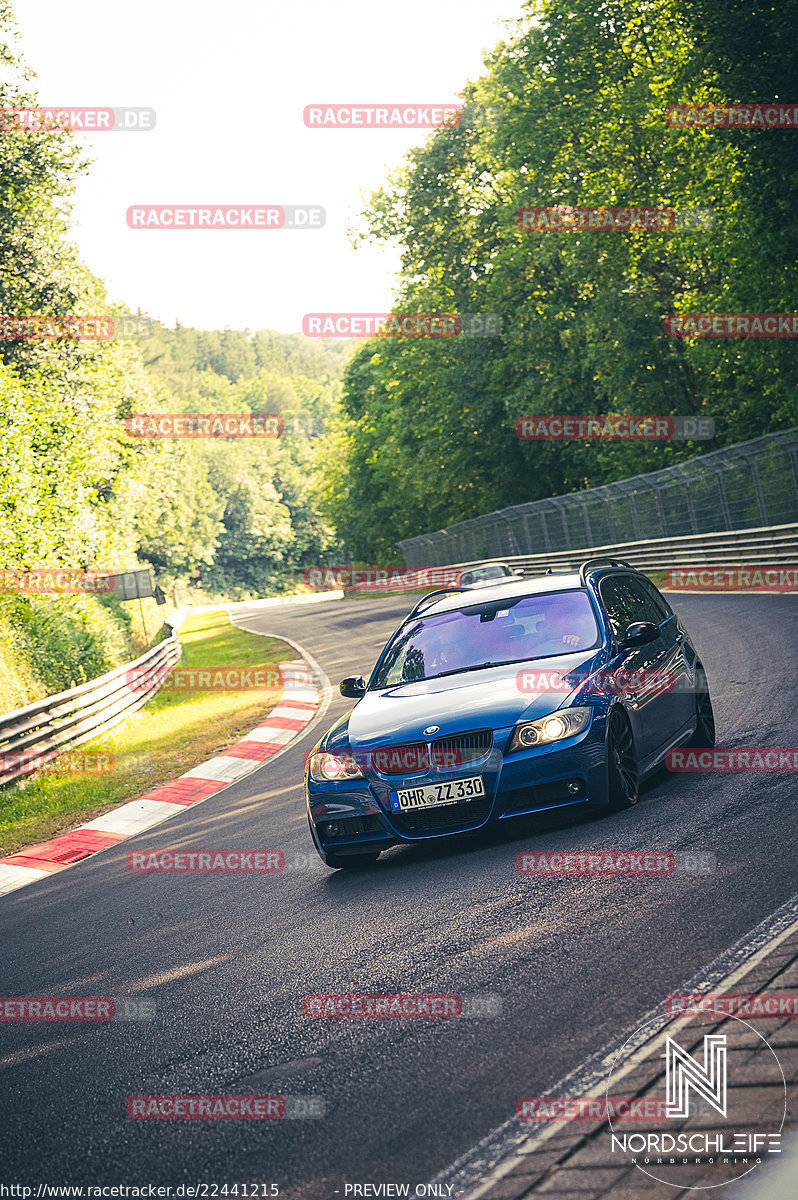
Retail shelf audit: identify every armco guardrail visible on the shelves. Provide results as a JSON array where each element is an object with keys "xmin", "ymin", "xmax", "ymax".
[
  {"xmin": 442, "ymin": 523, "xmax": 798, "ymax": 578},
  {"xmin": 0, "ymin": 630, "xmax": 181, "ymax": 788},
  {"xmin": 338, "ymin": 524, "xmax": 797, "ymax": 594},
  {"xmin": 399, "ymin": 428, "xmax": 798, "ymax": 565}
]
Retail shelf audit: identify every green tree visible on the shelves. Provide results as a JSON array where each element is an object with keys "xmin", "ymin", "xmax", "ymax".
[{"xmin": 327, "ymin": 0, "xmax": 798, "ymax": 557}]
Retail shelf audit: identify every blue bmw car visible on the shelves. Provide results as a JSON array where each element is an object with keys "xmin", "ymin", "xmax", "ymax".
[{"xmin": 305, "ymin": 559, "xmax": 715, "ymax": 869}]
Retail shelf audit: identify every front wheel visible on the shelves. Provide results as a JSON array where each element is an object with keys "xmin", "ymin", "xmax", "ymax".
[
  {"xmin": 689, "ymin": 664, "xmax": 716, "ymax": 747},
  {"xmin": 606, "ymin": 708, "xmax": 639, "ymax": 811}
]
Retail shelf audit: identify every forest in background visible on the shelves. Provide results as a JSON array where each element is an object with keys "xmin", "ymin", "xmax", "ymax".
[
  {"xmin": 108, "ymin": 316, "xmax": 349, "ymax": 596},
  {"xmin": 0, "ymin": 0, "xmax": 350, "ymax": 598},
  {"xmin": 0, "ymin": 0, "xmax": 351, "ymax": 699}
]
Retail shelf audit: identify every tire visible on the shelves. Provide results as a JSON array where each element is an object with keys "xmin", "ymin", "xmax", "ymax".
[
  {"xmin": 689, "ymin": 664, "xmax": 716, "ymax": 748},
  {"xmin": 606, "ymin": 708, "xmax": 639, "ymax": 811},
  {"xmin": 319, "ymin": 849, "xmax": 381, "ymax": 870}
]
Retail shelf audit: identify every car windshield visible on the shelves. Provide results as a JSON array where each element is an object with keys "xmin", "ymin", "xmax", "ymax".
[{"xmin": 371, "ymin": 590, "xmax": 601, "ymax": 687}]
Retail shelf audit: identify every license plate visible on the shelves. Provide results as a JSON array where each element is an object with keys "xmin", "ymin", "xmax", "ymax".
[{"xmin": 390, "ymin": 776, "xmax": 485, "ymax": 812}]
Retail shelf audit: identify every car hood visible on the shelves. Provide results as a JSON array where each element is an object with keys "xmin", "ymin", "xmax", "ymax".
[{"xmin": 337, "ymin": 651, "xmax": 606, "ymax": 750}]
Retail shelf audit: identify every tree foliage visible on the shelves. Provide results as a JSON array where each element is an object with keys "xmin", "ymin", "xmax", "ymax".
[
  {"xmin": 0, "ymin": 0, "xmax": 349, "ymax": 600},
  {"xmin": 327, "ymin": 0, "xmax": 798, "ymax": 557}
]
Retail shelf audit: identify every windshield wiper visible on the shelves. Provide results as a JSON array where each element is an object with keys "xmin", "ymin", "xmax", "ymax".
[{"xmin": 426, "ymin": 657, "xmax": 530, "ymax": 680}]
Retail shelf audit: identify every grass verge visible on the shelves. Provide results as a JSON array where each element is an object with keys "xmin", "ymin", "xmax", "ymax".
[{"xmin": 0, "ymin": 609, "xmax": 297, "ymax": 857}]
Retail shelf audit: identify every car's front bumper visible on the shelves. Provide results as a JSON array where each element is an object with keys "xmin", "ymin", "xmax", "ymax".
[{"xmin": 306, "ymin": 711, "xmax": 610, "ymax": 855}]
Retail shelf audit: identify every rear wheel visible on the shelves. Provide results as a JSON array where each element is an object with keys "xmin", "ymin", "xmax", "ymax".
[
  {"xmin": 606, "ymin": 708, "xmax": 639, "ymax": 811},
  {"xmin": 689, "ymin": 664, "xmax": 716, "ymax": 747}
]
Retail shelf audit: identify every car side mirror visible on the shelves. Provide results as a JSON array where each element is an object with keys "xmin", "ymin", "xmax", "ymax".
[
  {"xmin": 339, "ymin": 675, "xmax": 367, "ymax": 699},
  {"xmin": 513, "ymin": 568, "xmax": 525, "ymax": 576},
  {"xmin": 618, "ymin": 621, "xmax": 659, "ymax": 649}
]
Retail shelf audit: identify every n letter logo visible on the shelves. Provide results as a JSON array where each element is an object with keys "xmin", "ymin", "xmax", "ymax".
[{"xmin": 666, "ymin": 1034, "xmax": 727, "ymax": 1118}]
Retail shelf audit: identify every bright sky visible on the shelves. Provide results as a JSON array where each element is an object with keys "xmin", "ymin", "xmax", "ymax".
[{"xmin": 13, "ymin": 0, "xmax": 525, "ymax": 334}]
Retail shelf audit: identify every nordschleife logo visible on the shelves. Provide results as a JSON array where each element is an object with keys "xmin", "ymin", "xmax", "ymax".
[{"xmin": 606, "ymin": 1011, "xmax": 785, "ymax": 1188}]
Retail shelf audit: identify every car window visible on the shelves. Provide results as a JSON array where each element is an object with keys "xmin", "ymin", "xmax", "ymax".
[
  {"xmin": 640, "ymin": 579, "xmax": 672, "ymax": 621},
  {"xmin": 371, "ymin": 590, "xmax": 601, "ymax": 687},
  {"xmin": 598, "ymin": 574, "xmax": 665, "ymax": 636}
]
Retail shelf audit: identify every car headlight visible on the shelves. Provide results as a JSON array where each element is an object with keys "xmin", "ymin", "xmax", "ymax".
[
  {"xmin": 506, "ymin": 707, "xmax": 592, "ymax": 753},
  {"xmin": 308, "ymin": 751, "xmax": 365, "ymax": 783}
]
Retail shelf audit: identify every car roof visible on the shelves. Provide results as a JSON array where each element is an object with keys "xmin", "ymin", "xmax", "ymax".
[{"xmin": 419, "ymin": 571, "xmax": 585, "ymax": 616}]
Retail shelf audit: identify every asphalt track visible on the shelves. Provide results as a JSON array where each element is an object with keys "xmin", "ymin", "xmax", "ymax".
[{"xmin": 0, "ymin": 593, "xmax": 796, "ymax": 1197}]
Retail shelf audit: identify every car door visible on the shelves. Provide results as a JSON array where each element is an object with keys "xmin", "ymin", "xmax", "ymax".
[
  {"xmin": 638, "ymin": 578, "xmax": 695, "ymax": 731},
  {"xmin": 598, "ymin": 573, "xmax": 684, "ymax": 760}
]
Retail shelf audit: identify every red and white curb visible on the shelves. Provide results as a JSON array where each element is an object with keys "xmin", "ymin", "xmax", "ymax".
[{"xmin": 0, "ymin": 658, "xmax": 320, "ymax": 898}]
